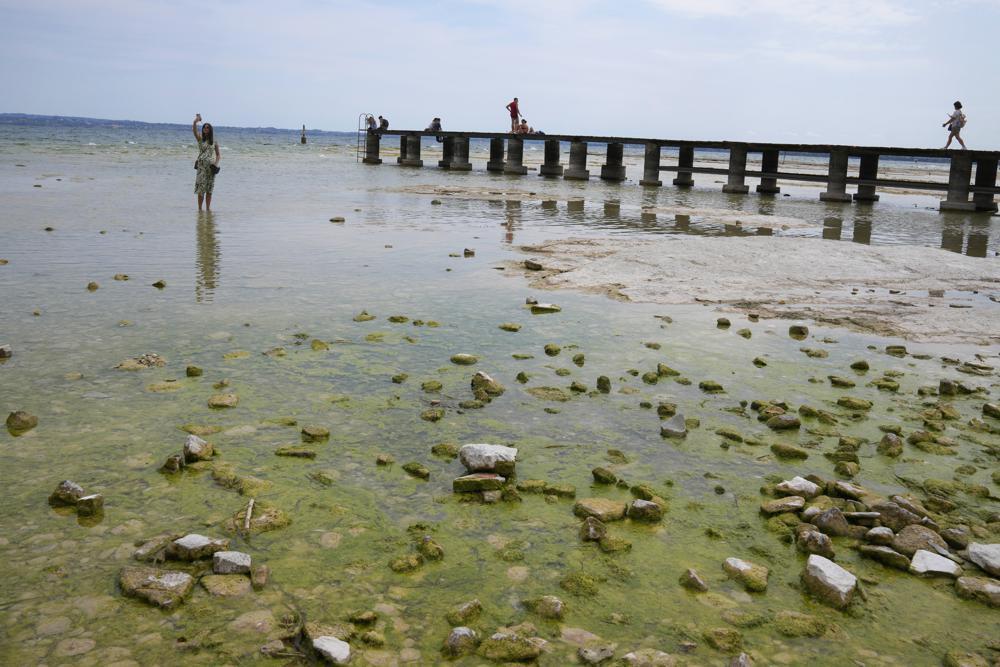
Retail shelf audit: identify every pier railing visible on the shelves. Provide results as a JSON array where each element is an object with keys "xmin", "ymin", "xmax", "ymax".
[{"xmin": 361, "ymin": 130, "xmax": 1000, "ymax": 213}]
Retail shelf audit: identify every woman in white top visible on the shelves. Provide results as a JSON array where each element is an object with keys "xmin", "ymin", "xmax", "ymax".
[{"xmin": 943, "ymin": 101, "xmax": 967, "ymax": 149}]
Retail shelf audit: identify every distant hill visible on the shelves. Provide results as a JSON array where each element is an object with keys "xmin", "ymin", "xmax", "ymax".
[{"xmin": 0, "ymin": 113, "xmax": 352, "ymax": 135}]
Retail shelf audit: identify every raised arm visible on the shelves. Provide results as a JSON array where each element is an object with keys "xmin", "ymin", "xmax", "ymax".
[{"xmin": 192, "ymin": 113, "xmax": 202, "ymax": 141}]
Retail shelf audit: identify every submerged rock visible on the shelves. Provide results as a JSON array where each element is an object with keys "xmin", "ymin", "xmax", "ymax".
[
  {"xmin": 6, "ymin": 410, "xmax": 38, "ymax": 434},
  {"xmin": 621, "ymin": 649, "xmax": 679, "ymax": 666},
  {"xmin": 48, "ymin": 480, "xmax": 84, "ymax": 506},
  {"xmin": 453, "ymin": 473, "xmax": 505, "ymax": 493},
  {"xmin": 523, "ymin": 595, "xmax": 565, "ymax": 619},
  {"xmin": 446, "ymin": 599, "xmax": 482, "ymax": 626},
  {"xmin": 530, "ymin": 303, "xmax": 561, "ymax": 314},
  {"xmin": 183, "ymin": 434, "xmax": 213, "ymax": 462},
  {"xmin": 579, "ymin": 516, "xmax": 607, "ymax": 542},
  {"xmin": 118, "ymin": 566, "xmax": 194, "ymax": 609},
  {"xmin": 478, "ymin": 630, "xmax": 542, "ymax": 662},
  {"xmin": 574, "ymin": 498, "xmax": 627, "ymax": 522},
  {"xmin": 76, "ymin": 494, "xmax": 104, "ymax": 516},
  {"xmin": 801, "ymin": 554, "xmax": 857, "ymax": 610},
  {"xmin": 471, "ymin": 371, "xmax": 505, "ymax": 400},
  {"xmin": 208, "ymin": 393, "xmax": 239, "ymax": 408},
  {"xmin": 723, "ymin": 557, "xmax": 769, "ymax": 592},
  {"xmin": 955, "ymin": 576, "xmax": 1000, "ymax": 607},
  {"xmin": 526, "ymin": 386, "xmax": 570, "ymax": 402},
  {"xmin": 202, "ymin": 573, "xmax": 251, "ymax": 597},
  {"xmin": 450, "ymin": 353, "xmax": 479, "ymax": 365},
  {"xmin": 301, "ymin": 425, "xmax": 330, "ymax": 442},
  {"xmin": 443, "ymin": 627, "xmax": 479, "ymax": 657},
  {"xmin": 660, "ymin": 414, "xmax": 687, "ymax": 439},
  {"xmin": 774, "ymin": 610, "xmax": 826, "ymax": 638},
  {"xmin": 402, "ymin": 462, "xmax": 431, "ymax": 479},
  {"xmin": 770, "ymin": 443, "xmax": 808, "ymax": 460}
]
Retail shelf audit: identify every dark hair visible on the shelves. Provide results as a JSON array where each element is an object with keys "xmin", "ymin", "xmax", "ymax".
[
  {"xmin": 202, "ymin": 123, "xmax": 214, "ymax": 145},
  {"xmin": 954, "ymin": 101, "xmax": 962, "ymax": 109}
]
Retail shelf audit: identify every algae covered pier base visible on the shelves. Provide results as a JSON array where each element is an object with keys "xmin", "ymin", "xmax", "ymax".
[{"xmin": 364, "ymin": 129, "xmax": 1000, "ymax": 213}]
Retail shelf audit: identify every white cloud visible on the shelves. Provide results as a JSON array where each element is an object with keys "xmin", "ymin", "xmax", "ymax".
[{"xmin": 646, "ymin": 0, "xmax": 917, "ymax": 29}]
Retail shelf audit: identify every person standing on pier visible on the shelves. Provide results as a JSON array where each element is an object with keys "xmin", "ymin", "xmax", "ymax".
[
  {"xmin": 506, "ymin": 97, "xmax": 520, "ymax": 132},
  {"xmin": 943, "ymin": 101, "xmax": 967, "ymax": 149},
  {"xmin": 192, "ymin": 113, "xmax": 220, "ymax": 212}
]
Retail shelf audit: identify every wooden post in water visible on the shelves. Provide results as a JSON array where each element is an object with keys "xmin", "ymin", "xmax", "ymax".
[
  {"xmin": 438, "ymin": 137, "xmax": 454, "ymax": 169},
  {"xmin": 600, "ymin": 142, "xmax": 626, "ymax": 181},
  {"xmin": 487, "ymin": 138, "xmax": 505, "ymax": 172},
  {"xmin": 819, "ymin": 149, "xmax": 852, "ymax": 202},
  {"xmin": 640, "ymin": 143, "xmax": 662, "ymax": 187},
  {"xmin": 854, "ymin": 154, "xmax": 880, "ymax": 202},
  {"xmin": 673, "ymin": 146, "xmax": 694, "ymax": 187},
  {"xmin": 450, "ymin": 137, "xmax": 472, "ymax": 171},
  {"xmin": 564, "ymin": 140, "xmax": 590, "ymax": 180},
  {"xmin": 363, "ymin": 132, "xmax": 381, "ymax": 165},
  {"xmin": 940, "ymin": 153, "xmax": 974, "ymax": 211},
  {"xmin": 504, "ymin": 137, "xmax": 528, "ymax": 174},
  {"xmin": 539, "ymin": 139, "xmax": 563, "ymax": 177},
  {"xmin": 722, "ymin": 144, "xmax": 749, "ymax": 194},
  {"xmin": 756, "ymin": 149, "xmax": 780, "ymax": 194},
  {"xmin": 399, "ymin": 136, "xmax": 423, "ymax": 167},
  {"xmin": 972, "ymin": 157, "xmax": 999, "ymax": 212}
]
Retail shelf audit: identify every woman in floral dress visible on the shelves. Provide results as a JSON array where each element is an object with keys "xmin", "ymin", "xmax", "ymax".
[{"xmin": 192, "ymin": 113, "xmax": 220, "ymax": 211}]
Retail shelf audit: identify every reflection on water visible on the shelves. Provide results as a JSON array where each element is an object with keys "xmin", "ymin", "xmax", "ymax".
[
  {"xmin": 852, "ymin": 214, "xmax": 873, "ymax": 245},
  {"xmin": 823, "ymin": 216, "xmax": 843, "ymax": 241},
  {"xmin": 503, "ymin": 200, "xmax": 520, "ymax": 244},
  {"xmin": 195, "ymin": 211, "xmax": 220, "ymax": 302}
]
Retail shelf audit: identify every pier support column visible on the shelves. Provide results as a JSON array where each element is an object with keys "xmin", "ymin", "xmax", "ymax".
[
  {"xmin": 940, "ymin": 153, "xmax": 975, "ymax": 211},
  {"xmin": 438, "ymin": 137, "xmax": 454, "ymax": 169},
  {"xmin": 640, "ymin": 143, "xmax": 662, "ymax": 186},
  {"xmin": 362, "ymin": 132, "xmax": 382, "ymax": 165},
  {"xmin": 972, "ymin": 157, "xmax": 999, "ymax": 212},
  {"xmin": 486, "ymin": 138, "xmax": 505, "ymax": 172},
  {"xmin": 449, "ymin": 137, "xmax": 472, "ymax": 171},
  {"xmin": 600, "ymin": 143, "xmax": 627, "ymax": 181},
  {"xmin": 539, "ymin": 139, "xmax": 563, "ymax": 177},
  {"xmin": 853, "ymin": 154, "xmax": 880, "ymax": 202},
  {"xmin": 673, "ymin": 146, "xmax": 694, "ymax": 187},
  {"xmin": 819, "ymin": 149, "xmax": 852, "ymax": 202},
  {"xmin": 396, "ymin": 136, "xmax": 408, "ymax": 164},
  {"xmin": 400, "ymin": 136, "xmax": 423, "ymax": 167},
  {"xmin": 722, "ymin": 145, "xmax": 749, "ymax": 194},
  {"xmin": 504, "ymin": 137, "xmax": 528, "ymax": 175},
  {"xmin": 756, "ymin": 149, "xmax": 780, "ymax": 194},
  {"xmin": 564, "ymin": 141, "xmax": 590, "ymax": 180}
]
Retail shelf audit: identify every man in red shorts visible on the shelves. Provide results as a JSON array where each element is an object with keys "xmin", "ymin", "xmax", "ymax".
[{"xmin": 506, "ymin": 97, "xmax": 520, "ymax": 132}]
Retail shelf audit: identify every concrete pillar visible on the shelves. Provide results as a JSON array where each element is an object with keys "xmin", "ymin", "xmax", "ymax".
[
  {"xmin": 396, "ymin": 135, "xmax": 408, "ymax": 164},
  {"xmin": 487, "ymin": 138, "xmax": 505, "ymax": 172},
  {"xmin": 449, "ymin": 137, "xmax": 472, "ymax": 171},
  {"xmin": 438, "ymin": 137, "xmax": 454, "ymax": 169},
  {"xmin": 756, "ymin": 149, "xmax": 780, "ymax": 194},
  {"xmin": 564, "ymin": 140, "xmax": 590, "ymax": 180},
  {"xmin": 504, "ymin": 137, "xmax": 528, "ymax": 175},
  {"xmin": 600, "ymin": 143, "xmax": 626, "ymax": 181},
  {"xmin": 362, "ymin": 132, "xmax": 382, "ymax": 165},
  {"xmin": 940, "ymin": 153, "xmax": 975, "ymax": 211},
  {"xmin": 853, "ymin": 154, "xmax": 880, "ymax": 202},
  {"xmin": 722, "ymin": 145, "xmax": 749, "ymax": 194},
  {"xmin": 819, "ymin": 149, "xmax": 852, "ymax": 202},
  {"xmin": 539, "ymin": 139, "xmax": 563, "ymax": 177},
  {"xmin": 399, "ymin": 136, "xmax": 423, "ymax": 167},
  {"xmin": 640, "ymin": 143, "xmax": 662, "ymax": 186},
  {"xmin": 972, "ymin": 157, "xmax": 999, "ymax": 212},
  {"xmin": 673, "ymin": 146, "xmax": 694, "ymax": 187}
]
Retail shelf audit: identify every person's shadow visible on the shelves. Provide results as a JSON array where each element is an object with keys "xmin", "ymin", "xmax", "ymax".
[{"xmin": 196, "ymin": 211, "xmax": 220, "ymax": 303}]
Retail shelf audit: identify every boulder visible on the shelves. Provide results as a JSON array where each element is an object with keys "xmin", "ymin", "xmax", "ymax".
[
  {"xmin": 313, "ymin": 635, "xmax": 351, "ymax": 664},
  {"xmin": 453, "ymin": 473, "xmax": 505, "ymax": 493},
  {"xmin": 859, "ymin": 545, "xmax": 910, "ymax": 571},
  {"xmin": 870, "ymin": 501, "xmax": 921, "ymax": 533},
  {"xmin": 864, "ymin": 527, "xmax": 895, "ymax": 546},
  {"xmin": 443, "ymin": 627, "xmax": 479, "ymax": 657},
  {"xmin": 580, "ymin": 643, "xmax": 616, "ymax": 664},
  {"xmin": 813, "ymin": 508, "xmax": 851, "ymax": 537},
  {"xmin": 760, "ymin": 496, "xmax": 805, "ymax": 515},
  {"xmin": 523, "ymin": 595, "xmax": 564, "ymax": 619},
  {"xmin": 459, "ymin": 444, "xmax": 517, "ymax": 475},
  {"xmin": 876, "ymin": 433, "xmax": 903, "ymax": 457},
  {"xmin": 183, "ymin": 434, "xmax": 213, "ymax": 462},
  {"xmin": 796, "ymin": 528, "xmax": 835, "ymax": 559},
  {"xmin": 6, "ymin": 410, "xmax": 38, "ymax": 433},
  {"xmin": 450, "ymin": 353, "xmax": 479, "ymax": 365},
  {"xmin": 775, "ymin": 476, "xmax": 821, "ymax": 499},
  {"xmin": 767, "ymin": 414, "xmax": 800, "ymax": 430},
  {"xmin": 723, "ymin": 557, "xmax": 769, "ymax": 592},
  {"xmin": 627, "ymin": 499, "xmax": 663, "ymax": 522},
  {"xmin": 909, "ymin": 549, "xmax": 962, "ymax": 577},
  {"xmin": 165, "ymin": 534, "xmax": 229, "ymax": 561},
  {"xmin": 118, "ymin": 566, "xmax": 194, "ymax": 609},
  {"xmin": 471, "ymin": 371, "xmax": 505, "ymax": 400},
  {"xmin": 213, "ymin": 550, "xmax": 252, "ymax": 574},
  {"xmin": 659, "ymin": 414, "xmax": 687, "ymax": 439},
  {"xmin": 478, "ymin": 631, "xmax": 542, "ymax": 662},
  {"xmin": 770, "ymin": 443, "xmax": 808, "ymax": 460},
  {"xmin": 76, "ymin": 494, "xmax": 104, "ymax": 516},
  {"xmin": 573, "ymin": 498, "xmax": 627, "ymax": 522},
  {"xmin": 967, "ymin": 543, "xmax": 1000, "ymax": 576},
  {"xmin": 48, "ymin": 480, "xmax": 84, "ymax": 506},
  {"xmin": 955, "ymin": 576, "xmax": 1000, "ymax": 608},
  {"xmin": 892, "ymin": 524, "xmax": 947, "ymax": 557},
  {"xmin": 579, "ymin": 516, "xmax": 607, "ymax": 542},
  {"xmin": 446, "ymin": 599, "xmax": 482, "ymax": 626},
  {"xmin": 801, "ymin": 555, "xmax": 857, "ymax": 610}
]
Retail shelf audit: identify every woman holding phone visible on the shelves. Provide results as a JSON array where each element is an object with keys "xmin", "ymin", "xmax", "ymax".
[{"xmin": 192, "ymin": 113, "xmax": 221, "ymax": 211}]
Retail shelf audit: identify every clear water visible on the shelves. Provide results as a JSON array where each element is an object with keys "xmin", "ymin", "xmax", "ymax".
[{"xmin": 0, "ymin": 120, "xmax": 998, "ymax": 666}]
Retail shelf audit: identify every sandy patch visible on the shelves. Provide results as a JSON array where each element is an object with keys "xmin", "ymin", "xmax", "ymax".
[{"xmin": 508, "ymin": 236, "xmax": 1000, "ymax": 344}]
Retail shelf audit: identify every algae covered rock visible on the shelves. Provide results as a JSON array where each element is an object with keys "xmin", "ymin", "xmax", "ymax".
[
  {"xmin": 574, "ymin": 498, "xmax": 627, "ymax": 522},
  {"xmin": 499, "ymin": 322, "xmax": 522, "ymax": 332},
  {"xmin": 443, "ymin": 626, "xmax": 480, "ymax": 657},
  {"xmin": 453, "ymin": 473, "xmax": 505, "ymax": 493},
  {"xmin": 471, "ymin": 371, "xmax": 505, "ymax": 400},
  {"xmin": 118, "ymin": 566, "xmax": 194, "ymax": 609},
  {"xmin": 402, "ymin": 462, "xmax": 430, "ymax": 479},
  {"xmin": 183, "ymin": 434, "xmax": 213, "ymax": 462},
  {"xmin": 421, "ymin": 407, "xmax": 445, "ymax": 422},
  {"xmin": 301, "ymin": 425, "xmax": 329, "ymax": 442},
  {"xmin": 770, "ymin": 443, "xmax": 808, "ymax": 460},
  {"xmin": 523, "ymin": 595, "xmax": 565, "ymax": 619},
  {"xmin": 597, "ymin": 376, "xmax": 611, "ymax": 393},
  {"xmin": 774, "ymin": 610, "xmax": 826, "ymax": 637},
  {"xmin": 699, "ymin": 380, "xmax": 724, "ymax": 393},
  {"xmin": 353, "ymin": 310, "xmax": 376, "ymax": 322},
  {"xmin": 801, "ymin": 554, "xmax": 857, "ymax": 609},
  {"xmin": 560, "ymin": 571, "xmax": 602, "ymax": 596},
  {"xmin": 723, "ymin": 557, "xmax": 769, "ymax": 592},
  {"xmin": 459, "ymin": 443, "xmax": 517, "ymax": 475},
  {"xmin": 679, "ymin": 568, "xmax": 709, "ymax": 592},
  {"xmin": 165, "ymin": 533, "xmax": 230, "ymax": 560},
  {"xmin": 526, "ymin": 386, "xmax": 570, "ymax": 402},
  {"xmin": 389, "ymin": 553, "xmax": 424, "ymax": 573},
  {"xmin": 7, "ymin": 410, "xmax": 38, "ymax": 434},
  {"xmin": 201, "ymin": 574, "xmax": 251, "ymax": 597},
  {"xmin": 48, "ymin": 480, "xmax": 85, "ymax": 506},
  {"xmin": 478, "ymin": 630, "xmax": 542, "ymax": 662},
  {"xmin": 225, "ymin": 502, "xmax": 291, "ymax": 534},
  {"xmin": 208, "ymin": 393, "xmax": 239, "ymax": 408},
  {"xmin": 627, "ymin": 499, "xmax": 663, "ymax": 522},
  {"xmin": 702, "ymin": 627, "xmax": 742, "ymax": 652},
  {"xmin": 446, "ymin": 599, "xmax": 482, "ymax": 626},
  {"xmin": 450, "ymin": 353, "xmax": 479, "ymax": 365},
  {"xmin": 837, "ymin": 396, "xmax": 872, "ymax": 411}
]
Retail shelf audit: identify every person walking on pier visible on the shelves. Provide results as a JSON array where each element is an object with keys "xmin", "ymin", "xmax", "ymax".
[
  {"xmin": 506, "ymin": 97, "xmax": 520, "ymax": 132},
  {"xmin": 943, "ymin": 101, "xmax": 967, "ymax": 149},
  {"xmin": 192, "ymin": 113, "xmax": 220, "ymax": 212}
]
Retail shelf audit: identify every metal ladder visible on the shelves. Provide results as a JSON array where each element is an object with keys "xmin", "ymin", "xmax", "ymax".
[{"xmin": 356, "ymin": 113, "xmax": 373, "ymax": 162}]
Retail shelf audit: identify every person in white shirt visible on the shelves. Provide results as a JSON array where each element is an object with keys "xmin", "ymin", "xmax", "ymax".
[{"xmin": 943, "ymin": 101, "xmax": 967, "ymax": 149}]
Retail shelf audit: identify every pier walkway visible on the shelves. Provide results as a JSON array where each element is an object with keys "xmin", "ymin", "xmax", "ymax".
[{"xmin": 361, "ymin": 130, "xmax": 1000, "ymax": 213}]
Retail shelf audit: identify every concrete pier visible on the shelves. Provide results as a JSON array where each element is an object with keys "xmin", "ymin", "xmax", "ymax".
[
  {"xmin": 640, "ymin": 143, "xmax": 662, "ymax": 187},
  {"xmin": 486, "ymin": 137, "xmax": 505, "ymax": 173},
  {"xmin": 504, "ymin": 137, "xmax": 528, "ymax": 175},
  {"xmin": 363, "ymin": 132, "xmax": 382, "ymax": 165},
  {"xmin": 539, "ymin": 139, "xmax": 563, "ymax": 177},
  {"xmin": 854, "ymin": 154, "xmax": 880, "ymax": 202},
  {"xmin": 819, "ymin": 149, "xmax": 852, "ymax": 202},
  {"xmin": 756, "ymin": 149, "xmax": 780, "ymax": 194},
  {"xmin": 564, "ymin": 140, "xmax": 590, "ymax": 180},
  {"xmin": 722, "ymin": 145, "xmax": 749, "ymax": 194},
  {"xmin": 673, "ymin": 146, "xmax": 694, "ymax": 187},
  {"xmin": 369, "ymin": 129, "xmax": 1000, "ymax": 213},
  {"xmin": 600, "ymin": 143, "xmax": 627, "ymax": 181}
]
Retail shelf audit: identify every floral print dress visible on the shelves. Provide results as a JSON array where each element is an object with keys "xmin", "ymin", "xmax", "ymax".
[{"xmin": 194, "ymin": 139, "xmax": 216, "ymax": 195}]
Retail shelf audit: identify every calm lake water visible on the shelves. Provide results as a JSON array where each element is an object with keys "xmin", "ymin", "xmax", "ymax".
[{"xmin": 0, "ymin": 119, "xmax": 997, "ymax": 666}]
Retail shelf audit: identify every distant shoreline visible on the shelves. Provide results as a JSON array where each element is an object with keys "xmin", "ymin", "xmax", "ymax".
[{"xmin": 0, "ymin": 112, "xmax": 355, "ymax": 135}]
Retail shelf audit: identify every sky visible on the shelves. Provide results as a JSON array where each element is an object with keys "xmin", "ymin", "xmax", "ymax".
[{"xmin": 2, "ymin": 0, "xmax": 999, "ymax": 148}]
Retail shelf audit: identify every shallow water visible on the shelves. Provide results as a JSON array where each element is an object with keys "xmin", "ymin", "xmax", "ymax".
[{"xmin": 0, "ymin": 122, "xmax": 998, "ymax": 666}]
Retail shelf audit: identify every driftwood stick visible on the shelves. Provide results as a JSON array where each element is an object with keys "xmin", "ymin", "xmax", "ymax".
[{"xmin": 244, "ymin": 498, "xmax": 255, "ymax": 532}]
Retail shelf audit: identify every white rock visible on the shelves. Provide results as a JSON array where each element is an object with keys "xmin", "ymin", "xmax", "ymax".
[
  {"xmin": 167, "ymin": 533, "xmax": 229, "ymax": 560},
  {"xmin": 183, "ymin": 434, "xmax": 213, "ymax": 462},
  {"xmin": 802, "ymin": 554, "xmax": 857, "ymax": 609},
  {"xmin": 967, "ymin": 543, "xmax": 1000, "ymax": 577},
  {"xmin": 213, "ymin": 550, "xmax": 252, "ymax": 575},
  {"xmin": 909, "ymin": 549, "xmax": 962, "ymax": 577},
  {"xmin": 775, "ymin": 476, "xmax": 821, "ymax": 499},
  {"xmin": 458, "ymin": 444, "xmax": 517, "ymax": 474},
  {"xmin": 313, "ymin": 635, "xmax": 351, "ymax": 664}
]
